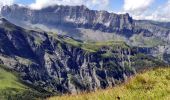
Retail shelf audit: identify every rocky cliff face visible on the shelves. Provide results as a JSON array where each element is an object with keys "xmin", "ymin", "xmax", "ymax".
[
  {"xmin": 0, "ymin": 18, "xmax": 165, "ymax": 94},
  {"xmin": 1, "ymin": 4, "xmax": 134, "ymax": 39},
  {"xmin": 1, "ymin": 4, "xmax": 170, "ymax": 39}
]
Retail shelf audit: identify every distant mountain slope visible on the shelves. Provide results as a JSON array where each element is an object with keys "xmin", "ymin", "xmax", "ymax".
[
  {"xmin": 1, "ymin": 4, "xmax": 170, "ymax": 41},
  {"xmin": 1, "ymin": 4, "xmax": 133, "ymax": 35},
  {"xmin": 136, "ymin": 20, "xmax": 170, "ymax": 29},
  {"xmin": 49, "ymin": 67, "xmax": 170, "ymax": 100}
]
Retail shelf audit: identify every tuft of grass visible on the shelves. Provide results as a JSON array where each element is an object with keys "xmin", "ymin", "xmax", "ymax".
[
  {"xmin": 34, "ymin": 37, "xmax": 43, "ymax": 45},
  {"xmin": 48, "ymin": 67, "xmax": 170, "ymax": 100}
]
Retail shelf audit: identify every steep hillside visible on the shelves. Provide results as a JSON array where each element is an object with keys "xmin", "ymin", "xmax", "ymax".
[
  {"xmin": 0, "ymin": 18, "xmax": 166, "ymax": 95},
  {"xmin": 49, "ymin": 67, "xmax": 170, "ymax": 100}
]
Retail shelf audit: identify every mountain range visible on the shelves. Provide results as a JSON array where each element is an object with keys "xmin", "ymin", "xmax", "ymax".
[
  {"xmin": 0, "ymin": 4, "xmax": 169, "ymax": 99},
  {"xmin": 1, "ymin": 4, "xmax": 170, "ymax": 63}
]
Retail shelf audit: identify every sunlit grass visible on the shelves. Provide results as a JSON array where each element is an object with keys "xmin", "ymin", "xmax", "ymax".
[
  {"xmin": 64, "ymin": 38, "xmax": 129, "ymax": 52},
  {"xmin": 0, "ymin": 66, "xmax": 27, "ymax": 90},
  {"xmin": 49, "ymin": 67, "xmax": 170, "ymax": 100},
  {"xmin": 0, "ymin": 65, "xmax": 46, "ymax": 100}
]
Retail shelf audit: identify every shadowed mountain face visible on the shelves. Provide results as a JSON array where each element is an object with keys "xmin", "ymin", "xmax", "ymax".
[{"xmin": 0, "ymin": 18, "xmax": 166, "ymax": 94}]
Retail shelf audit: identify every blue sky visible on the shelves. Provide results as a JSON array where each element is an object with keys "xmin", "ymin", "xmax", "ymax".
[
  {"xmin": 108, "ymin": 0, "xmax": 123, "ymax": 12},
  {"xmin": 2, "ymin": 0, "xmax": 170, "ymax": 21},
  {"xmin": 15, "ymin": 0, "xmax": 34, "ymax": 5}
]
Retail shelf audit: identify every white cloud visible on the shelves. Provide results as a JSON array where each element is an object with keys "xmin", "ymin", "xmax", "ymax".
[
  {"xmin": 122, "ymin": 0, "xmax": 170, "ymax": 21},
  {"xmin": 0, "ymin": 0, "xmax": 14, "ymax": 11},
  {"xmin": 123, "ymin": 0, "xmax": 154, "ymax": 13},
  {"xmin": 146, "ymin": 0, "xmax": 170, "ymax": 21},
  {"xmin": 129, "ymin": 0, "xmax": 170, "ymax": 21},
  {"xmin": 30, "ymin": 0, "xmax": 109, "ymax": 10},
  {"xmin": 123, "ymin": 0, "xmax": 155, "ymax": 19}
]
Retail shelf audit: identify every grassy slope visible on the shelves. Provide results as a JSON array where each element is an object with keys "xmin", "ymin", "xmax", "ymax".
[
  {"xmin": 0, "ymin": 67, "xmax": 26, "ymax": 90},
  {"xmin": 0, "ymin": 65, "xmax": 45, "ymax": 100},
  {"xmin": 49, "ymin": 67, "xmax": 170, "ymax": 100},
  {"xmin": 0, "ymin": 66, "xmax": 31, "ymax": 100},
  {"xmin": 48, "ymin": 33, "xmax": 129, "ymax": 53},
  {"xmin": 63, "ymin": 38, "xmax": 129, "ymax": 52}
]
